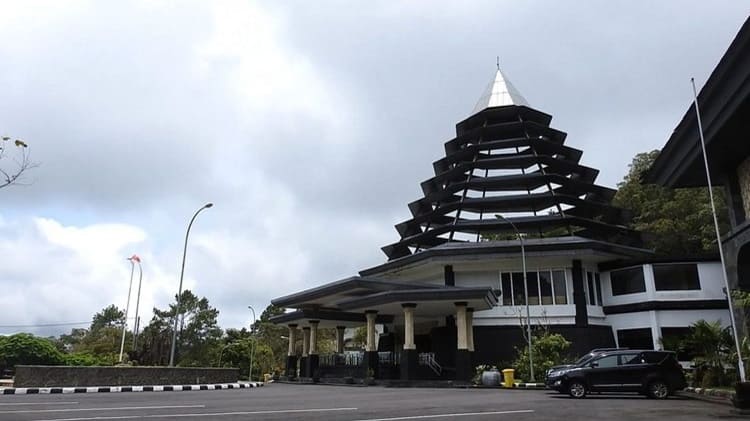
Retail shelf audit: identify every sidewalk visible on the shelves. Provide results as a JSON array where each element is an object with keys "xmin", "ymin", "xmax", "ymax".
[{"xmin": 1, "ymin": 381, "xmax": 263, "ymax": 395}]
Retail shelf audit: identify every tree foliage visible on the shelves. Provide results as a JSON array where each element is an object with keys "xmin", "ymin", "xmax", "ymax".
[
  {"xmin": 0, "ymin": 333, "xmax": 64, "ymax": 371},
  {"xmin": 613, "ymin": 150, "xmax": 729, "ymax": 255},
  {"xmin": 513, "ymin": 331, "xmax": 571, "ymax": 382},
  {"xmin": 138, "ymin": 290, "xmax": 222, "ymax": 367},
  {"xmin": 54, "ymin": 305, "xmax": 129, "ymax": 365}
]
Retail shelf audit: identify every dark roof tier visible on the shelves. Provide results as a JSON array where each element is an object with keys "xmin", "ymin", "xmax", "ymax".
[{"xmin": 383, "ymin": 93, "xmax": 640, "ymax": 260}]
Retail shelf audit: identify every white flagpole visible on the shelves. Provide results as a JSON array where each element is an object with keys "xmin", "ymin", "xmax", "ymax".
[
  {"xmin": 119, "ymin": 258, "xmax": 135, "ymax": 364},
  {"xmin": 691, "ymin": 77, "xmax": 746, "ymax": 382}
]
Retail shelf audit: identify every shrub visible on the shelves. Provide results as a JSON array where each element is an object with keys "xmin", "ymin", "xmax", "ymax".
[
  {"xmin": 0, "ymin": 333, "xmax": 64, "ymax": 371},
  {"xmin": 63, "ymin": 352, "xmax": 106, "ymax": 366},
  {"xmin": 513, "ymin": 332, "xmax": 571, "ymax": 382}
]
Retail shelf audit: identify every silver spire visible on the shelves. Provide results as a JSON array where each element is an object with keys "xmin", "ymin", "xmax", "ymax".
[{"xmin": 472, "ymin": 67, "xmax": 529, "ymax": 114}]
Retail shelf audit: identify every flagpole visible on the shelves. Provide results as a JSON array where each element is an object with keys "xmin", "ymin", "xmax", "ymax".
[
  {"xmin": 131, "ymin": 257, "xmax": 143, "ymax": 351},
  {"xmin": 118, "ymin": 258, "xmax": 135, "ymax": 364},
  {"xmin": 691, "ymin": 77, "xmax": 746, "ymax": 382}
]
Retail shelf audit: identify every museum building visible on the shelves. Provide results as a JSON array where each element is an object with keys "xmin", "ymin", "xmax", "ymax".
[{"xmin": 270, "ymin": 67, "xmax": 731, "ymax": 383}]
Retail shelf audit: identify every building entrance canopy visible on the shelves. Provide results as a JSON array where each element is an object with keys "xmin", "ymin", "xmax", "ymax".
[{"xmin": 270, "ymin": 276, "xmax": 497, "ymax": 326}]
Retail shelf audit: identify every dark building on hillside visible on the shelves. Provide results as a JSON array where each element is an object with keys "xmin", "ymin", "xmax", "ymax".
[{"xmin": 270, "ymin": 66, "xmax": 731, "ymax": 384}]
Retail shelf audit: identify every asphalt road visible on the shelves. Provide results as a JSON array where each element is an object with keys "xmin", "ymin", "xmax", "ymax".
[{"xmin": 0, "ymin": 383, "xmax": 743, "ymax": 421}]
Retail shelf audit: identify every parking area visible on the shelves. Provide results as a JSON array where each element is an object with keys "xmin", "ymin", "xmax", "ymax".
[{"xmin": 0, "ymin": 383, "xmax": 741, "ymax": 421}]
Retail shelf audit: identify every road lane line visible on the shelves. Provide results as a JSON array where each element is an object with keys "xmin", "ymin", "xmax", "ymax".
[
  {"xmin": 350, "ymin": 409, "xmax": 535, "ymax": 421},
  {"xmin": 32, "ymin": 407, "xmax": 359, "ymax": 421},
  {"xmin": 0, "ymin": 404, "xmax": 205, "ymax": 414},
  {"xmin": 0, "ymin": 402, "xmax": 79, "ymax": 406}
]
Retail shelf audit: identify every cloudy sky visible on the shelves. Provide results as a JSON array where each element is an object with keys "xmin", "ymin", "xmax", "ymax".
[{"xmin": 0, "ymin": 1, "xmax": 747, "ymax": 336}]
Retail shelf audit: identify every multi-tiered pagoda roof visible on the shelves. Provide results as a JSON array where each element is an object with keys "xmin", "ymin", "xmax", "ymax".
[{"xmin": 382, "ymin": 68, "xmax": 641, "ymax": 261}]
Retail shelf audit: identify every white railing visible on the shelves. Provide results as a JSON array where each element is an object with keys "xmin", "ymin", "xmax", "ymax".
[{"xmin": 418, "ymin": 352, "xmax": 442, "ymax": 376}]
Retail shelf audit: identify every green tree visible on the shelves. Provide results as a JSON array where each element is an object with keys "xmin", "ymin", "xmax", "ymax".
[
  {"xmin": 61, "ymin": 305, "xmax": 129, "ymax": 365},
  {"xmin": 90, "ymin": 305, "xmax": 126, "ymax": 331},
  {"xmin": 0, "ymin": 333, "xmax": 64, "ymax": 372},
  {"xmin": 251, "ymin": 304, "xmax": 288, "ymax": 375},
  {"xmin": 513, "ymin": 331, "xmax": 571, "ymax": 382},
  {"xmin": 613, "ymin": 150, "xmax": 729, "ymax": 255},
  {"xmin": 139, "ymin": 290, "xmax": 222, "ymax": 367}
]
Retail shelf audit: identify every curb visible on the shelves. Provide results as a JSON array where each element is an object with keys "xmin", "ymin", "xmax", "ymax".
[
  {"xmin": 473, "ymin": 383, "xmax": 546, "ymax": 389},
  {"xmin": 677, "ymin": 386, "xmax": 734, "ymax": 406},
  {"xmin": 0, "ymin": 382, "xmax": 263, "ymax": 395}
]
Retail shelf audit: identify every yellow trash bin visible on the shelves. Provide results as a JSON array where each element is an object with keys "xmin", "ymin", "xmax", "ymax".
[
  {"xmin": 263, "ymin": 373, "xmax": 272, "ymax": 383},
  {"xmin": 501, "ymin": 369, "xmax": 515, "ymax": 388}
]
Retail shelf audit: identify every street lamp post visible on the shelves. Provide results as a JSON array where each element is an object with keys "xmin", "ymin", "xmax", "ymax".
[
  {"xmin": 248, "ymin": 305, "xmax": 256, "ymax": 382},
  {"xmin": 496, "ymin": 214, "xmax": 534, "ymax": 382},
  {"xmin": 169, "ymin": 202, "xmax": 213, "ymax": 367}
]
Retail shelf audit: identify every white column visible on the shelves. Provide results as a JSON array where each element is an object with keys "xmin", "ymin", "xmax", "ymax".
[
  {"xmin": 365, "ymin": 311, "xmax": 377, "ymax": 352},
  {"xmin": 336, "ymin": 326, "xmax": 346, "ymax": 353},
  {"xmin": 302, "ymin": 327, "xmax": 310, "ymax": 357},
  {"xmin": 456, "ymin": 302, "xmax": 468, "ymax": 350},
  {"xmin": 466, "ymin": 307, "xmax": 475, "ymax": 352},
  {"xmin": 309, "ymin": 320, "xmax": 319, "ymax": 355},
  {"xmin": 403, "ymin": 304, "xmax": 416, "ymax": 350},
  {"xmin": 649, "ymin": 310, "xmax": 661, "ymax": 350},
  {"xmin": 287, "ymin": 324, "xmax": 298, "ymax": 356}
]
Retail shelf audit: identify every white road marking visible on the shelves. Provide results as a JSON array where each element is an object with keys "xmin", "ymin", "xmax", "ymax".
[
  {"xmin": 351, "ymin": 409, "xmax": 535, "ymax": 421},
  {"xmin": 0, "ymin": 402, "xmax": 78, "ymax": 406},
  {"xmin": 31, "ymin": 407, "xmax": 359, "ymax": 421},
  {"xmin": 0, "ymin": 404, "xmax": 205, "ymax": 414}
]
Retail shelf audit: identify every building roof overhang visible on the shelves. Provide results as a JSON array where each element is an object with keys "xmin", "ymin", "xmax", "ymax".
[
  {"xmin": 645, "ymin": 17, "xmax": 750, "ymax": 188},
  {"xmin": 271, "ymin": 276, "xmax": 437, "ymax": 308},
  {"xmin": 269, "ymin": 308, "xmax": 395, "ymax": 328},
  {"xmin": 363, "ymin": 236, "xmax": 653, "ymax": 277},
  {"xmin": 335, "ymin": 287, "xmax": 497, "ymax": 316}
]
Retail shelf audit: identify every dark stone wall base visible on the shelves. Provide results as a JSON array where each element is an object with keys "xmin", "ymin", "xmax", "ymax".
[
  {"xmin": 364, "ymin": 351, "xmax": 379, "ymax": 378},
  {"xmin": 400, "ymin": 349, "xmax": 418, "ymax": 380},
  {"xmin": 306, "ymin": 355, "xmax": 319, "ymax": 380},
  {"xmin": 455, "ymin": 349, "xmax": 472, "ymax": 382},
  {"xmin": 734, "ymin": 381, "xmax": 750, "ymax": 409},
  {"xmin": 299, "ymin": 356, "xmax": 309, "ymax": 378},
  {"xmin": 285, "ymin": 356, "xmax": 297, "ymax": 378},
  {"xmin": 472, "ymin": 325, "xmax": 616, "ymax": 365}
]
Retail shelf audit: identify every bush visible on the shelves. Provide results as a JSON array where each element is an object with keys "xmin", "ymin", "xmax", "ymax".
[
  {"xmin": 63, "ymin": 352, "xmax": 106, "ymax": 366},
  {"xmin": 513, "ymin": 332, "xmax": 571, "ymax": 382},
  {"xmin": 0, "ymin": 333, "xmax": 64, "ymax": 371}
]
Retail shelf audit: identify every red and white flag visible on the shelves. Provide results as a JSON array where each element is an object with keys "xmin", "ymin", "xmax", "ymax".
[{"xmin": 128, "ymin": 254, "xmax": 141, "ymax": 263}]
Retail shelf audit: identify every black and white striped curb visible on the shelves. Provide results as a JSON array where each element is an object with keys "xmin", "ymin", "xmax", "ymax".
[
  {"xmin": 1, "ymin": 382, "xmax": 263, "ymax": 395},
  {"xmin": 513, "ymin": 382, "xmax": 545, "ymax": 389}
]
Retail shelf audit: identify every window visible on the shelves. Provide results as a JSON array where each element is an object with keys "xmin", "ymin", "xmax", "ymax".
[
  {"xmin": 552, "ymin": 270, "xmax": 567, "ymax": 304},
  {"xmin": 592, "ymin": 355, "xmax": 618, "ymax": 368},
  {"xmin": 587, "ymin": 272, "xmax": 596, "ymax": 305},
  {"xmin": 619, "ymin": 353, "xmax": 641, "ymax": 365},
  {"xmin": 512, "ymin": 272, "xmax": 526, "ymax": 306},
  {"xmin": 539, "ymin": 271, "xmax": 554, "ymax": 305},
  {"xmin": 500, "ymin": 269, "xmax": 568, "ymax": 306},
  {"xmin": 501, "ymin": 273, "xmax": 512, "ymax": 306},
  {"xmin": 527, "ymin": 272, "xmax": 539, "ymax": 305},
  {"xmin": 610, "ymin": 267, "xmax": 646, "ymax": 295},
  {"xmin": 653, "ymin": 264, "xmax": 701, "ymax": 291},
  {"xmin": 617, "ymin": 328, "xmax": 654, "ymax": 350},
  {"xmin": 595, "ymin": 273, "xmax": 603, "ymax": 305}
]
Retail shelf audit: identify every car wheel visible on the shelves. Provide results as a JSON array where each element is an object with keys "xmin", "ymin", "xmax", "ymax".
[
  {"xmin": 647, "ymin": 380, "xmax": 669, "ymax": 399},
  {"xmin": 568, "ymin": 381, "xmax": 586, "ymax": 399}
]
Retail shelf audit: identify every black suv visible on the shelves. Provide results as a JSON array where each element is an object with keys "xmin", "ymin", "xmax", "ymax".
[{"xmin": 546, "ymin": 350, "xmax": 686, "ymax": 399}]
